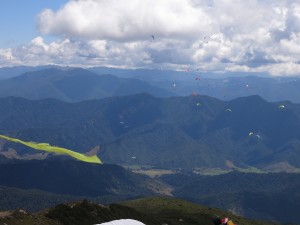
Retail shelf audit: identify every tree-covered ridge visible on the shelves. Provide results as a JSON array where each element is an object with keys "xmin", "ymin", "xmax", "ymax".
[{"xmin": 0, "ymin": 94, "xmax": 300, "ymax": 169}]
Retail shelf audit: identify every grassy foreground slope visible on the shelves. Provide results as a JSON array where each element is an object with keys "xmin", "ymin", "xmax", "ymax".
[
  {"xmin": 121, "ymin": 197, "xmax": 277, "ymax": 225},
  {"xmin": 0, "ymin": 197, "xmax": 279, "ymax": 225}
]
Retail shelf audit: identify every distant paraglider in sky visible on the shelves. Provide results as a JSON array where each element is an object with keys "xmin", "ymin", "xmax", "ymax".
[
  {"xmin": 203, "ymin": 35, "xmax": 211, "ymax": 43},
  {"xmin": 119, "ymin": 120, "xmax": 130, "ymax": 129},
  {"xmin": 248, "ymin": 132, "xmax": 262, "ymax": 140},
  {"xmin": 199, "ymin": 34, "xmax": 219, "ymax": 45},
  {"xmin": 195, "ymin": 77, "xmax": 201, "ymax": 85}
]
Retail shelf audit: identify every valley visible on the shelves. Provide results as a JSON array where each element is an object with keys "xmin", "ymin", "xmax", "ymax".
[{"xmin": 0, "ymin": 67, "xmax": 300, "ymax": 224}]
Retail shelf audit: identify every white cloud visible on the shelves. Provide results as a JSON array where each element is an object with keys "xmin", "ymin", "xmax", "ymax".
[
  {"xmin": 257, "ymin": 63, "xmax": 300, "ymax": 76},
  {"xmin": 37, "ymin": 0, "xmax": 212, "ymax": 41},
  {"xmin": 1, "ymin": 0, "xmax": 300, "ymax": 76},
  {"xmin": 0, "ymin": 37, "xmax": 155, "ymax": 68},
  {"xmin": 0, "ymin": 48, "xmax": 14, "ymax": 65}
]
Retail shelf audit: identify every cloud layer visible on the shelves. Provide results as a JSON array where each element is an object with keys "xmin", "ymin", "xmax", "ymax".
[{"xmin": 1, "ymin": 0, "xmax": 300, "ymax": 76}]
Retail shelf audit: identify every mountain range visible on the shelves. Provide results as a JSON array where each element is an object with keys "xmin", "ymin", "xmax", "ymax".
[
  {"xmin": 0, "ymin": 94, "xmax": 299, "ymax": 169},
  {"xmin": 0, "ymin": 66, "xmax": 300, "ymax": 103},
  {"xmin": 0, "ymin": 66, "xmax": 300, "ymax": 225},
  {"xmin": 0, "ymin": 68, "xmax": 172, "ymax": 102}
]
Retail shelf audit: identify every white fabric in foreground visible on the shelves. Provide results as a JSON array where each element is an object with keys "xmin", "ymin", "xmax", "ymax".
[{"xmin": 96, "ymin": 219, "xmax": 146, "ymax": 225}]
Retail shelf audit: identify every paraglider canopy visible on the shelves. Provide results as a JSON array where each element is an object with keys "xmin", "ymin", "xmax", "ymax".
[{"xmin": 96, "ymin": 219, "xmax": 145, "ymax": 225}]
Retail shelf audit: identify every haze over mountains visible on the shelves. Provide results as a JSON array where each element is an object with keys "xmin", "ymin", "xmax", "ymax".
[
  {"xmin": 0, "ymin": 68, "xmax": 172, "ymax": 102},
  {"xmin": 89, "ymin": 67, "xmax": 300, "ymax": 103},
  {"xmin": 1, "ymin": 66, "xmax": 300, "ymax": 103}
]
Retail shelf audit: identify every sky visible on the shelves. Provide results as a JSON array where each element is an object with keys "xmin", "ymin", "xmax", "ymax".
[{"xmin": 0, "ymin": 0, "xmax": 300, "ymax": 76}]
